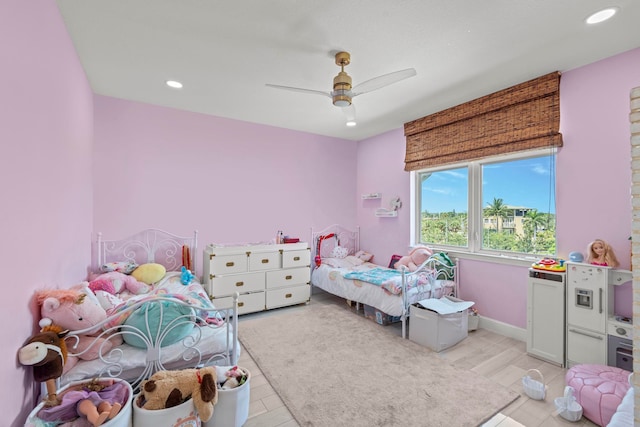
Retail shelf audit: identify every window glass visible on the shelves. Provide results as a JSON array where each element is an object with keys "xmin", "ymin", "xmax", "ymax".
[
  {"xmin": 418, "ymin": 167, "xmax": 468, "ymax": 248},
  {"xmin": 416, "ymin": 151, "xmax": 556, "ymax": 257}
]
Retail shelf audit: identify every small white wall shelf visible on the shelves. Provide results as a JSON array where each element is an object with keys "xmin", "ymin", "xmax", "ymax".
[
  {"xmin": 362, "ymin": 193, "xmax": 382, "ymax": 200},
  {"xmin": 375, "ymin": 208, "xmax": 398, "ymax": 217}
]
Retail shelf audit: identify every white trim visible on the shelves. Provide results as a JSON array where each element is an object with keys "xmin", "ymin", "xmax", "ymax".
[{"xmin": 477, "ymin": 315, "xmax": 527, "ymax": 342}]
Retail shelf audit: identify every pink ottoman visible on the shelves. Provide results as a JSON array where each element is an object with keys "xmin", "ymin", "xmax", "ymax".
[{"xmin": 566, "ymin": 364, "xmax": 631, "ymax": 426}]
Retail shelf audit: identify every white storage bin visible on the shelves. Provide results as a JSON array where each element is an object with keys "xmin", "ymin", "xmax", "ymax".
[
  {"xmin": 409, "ymin": 301, "xmax": 469, "ymax": 352},
  {"xmin": 25, "ymin": 378, "xmax": 133, "ymax": 427},
  {"xmin": 204, "ymin": 369, "xmax": 251, "ymax": 427},
  {"xmin": 133, "ymin": 393, "xmax": 200, "ymax": 427}
]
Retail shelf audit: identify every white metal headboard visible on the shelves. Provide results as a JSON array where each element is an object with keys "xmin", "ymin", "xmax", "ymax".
[
  {"xmin": 95, "ymin": 228, "xmax": 198, "ymax": 273},
  {"xmin": 310, "ymin": 224, "xmax": 360, "ymax": 267}
]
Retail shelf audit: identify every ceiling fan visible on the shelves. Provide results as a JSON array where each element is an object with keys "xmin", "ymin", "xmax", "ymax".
[{"xmin": 266, "ymin": 51, "xmax": 416, "ymax": 125}]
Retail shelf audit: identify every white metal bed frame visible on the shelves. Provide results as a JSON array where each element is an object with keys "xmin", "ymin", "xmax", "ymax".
[
  {"xmin": 310, "ymin": 224, "xmax": 457, "ymax": 339},
  {"xmin": 54, "ymin": 229, "xmax": 238, "ymax": 395}
]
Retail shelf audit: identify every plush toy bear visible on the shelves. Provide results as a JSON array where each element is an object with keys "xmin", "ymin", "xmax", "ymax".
[
  {"xmin": 394, "ymin": 246, "xmax": 433, "ymax": 272},
  {"xmin": 35, "ymin": 284, "xmax": 122, "ymax": 372},
  {"xmin": 139, "ymin": 366, "xmax": 218, "ymax": 422}
]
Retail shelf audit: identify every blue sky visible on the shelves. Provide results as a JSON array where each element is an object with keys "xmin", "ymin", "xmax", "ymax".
[{"xmin": 421, "ymin": 156, "xmax": 556, "ymax": 214}]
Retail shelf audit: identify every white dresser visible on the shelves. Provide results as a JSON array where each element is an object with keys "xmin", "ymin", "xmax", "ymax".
[{"xmin": 203, "ymin": 242, "xmax": 311, "ymax": 315}]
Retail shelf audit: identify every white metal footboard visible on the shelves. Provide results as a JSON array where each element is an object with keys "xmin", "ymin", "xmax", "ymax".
[
  {"xmin": 399, "ymin": 256, "xmax": 458, "ymax": 338},
  {"xmin": 54, "ymin": 293, "xmax": 239, "ymax": 394}
]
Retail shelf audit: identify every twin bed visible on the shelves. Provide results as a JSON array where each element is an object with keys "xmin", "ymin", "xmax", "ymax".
[
  {"xmin": 310, "ymin": 224, "xmax": 457, "ymax": 338},
  {"xmin": 52, "ymin": 229, "xmax": 239, "ymax": 394}
]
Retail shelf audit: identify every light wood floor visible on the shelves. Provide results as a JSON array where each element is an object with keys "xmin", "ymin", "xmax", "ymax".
[{"xmin": 237, "ymin": 289, "xmax": 598, "ymax": 427}]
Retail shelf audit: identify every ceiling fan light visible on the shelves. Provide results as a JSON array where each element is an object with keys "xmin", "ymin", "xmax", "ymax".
[
  {"xmin": 332, "ymin": 89, "xmax": 352, "ymax": 107},
  {"xmin": 346, "ymin": 120, "xmax": 357, "ymax": 127}
]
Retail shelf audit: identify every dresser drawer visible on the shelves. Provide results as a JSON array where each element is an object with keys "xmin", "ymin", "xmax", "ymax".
[
  {"xmin": 266, "ymin": 284, "xmax": 310, "ymax": 309},
  {"xmin": 212, "ymin": 291, "xmax": 265, "ymax": 315},
  {"xmin": 208, "ymin": 253, "xmax": 248, "ymax": 275},
  {"xmin": 282, "ymin": 249, "xmax": 310, "ymax": 268},
  {"xmin": 266, "ymin": 267, "xmax": 310, "ymax": 289},
  {"xmin": 210, "ymin": 272, "xmax": 264, "ymax": 296},
  {"xmin": 249, "ymin": 251, "xmax": 281, "ymax": 271}
]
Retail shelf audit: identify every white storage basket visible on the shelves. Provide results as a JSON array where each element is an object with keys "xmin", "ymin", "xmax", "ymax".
[
  {"xmin": 522, "ymin": 369, "xmax": 546, "ymax": 400},
  {"xmin": 203, "ymin": 368, "xmax": 251, "ymax": 427},
  {"xmin": 133, "ymin": 393, "xmax": 200, "ymax": 427},
  {"xmin": 554, "ymin": 386, "xmax": 583, "ymax": 422},
  {"xmin": 25, "ymin": 378, "xmax": 133, "ymax": 427}
]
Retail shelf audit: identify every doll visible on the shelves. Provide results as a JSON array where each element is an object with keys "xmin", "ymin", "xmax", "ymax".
[
  {"xmin": 36, "ymin": 379, "xmax": 128, "ymax": 426},
  {"xmin": 586, "ymin": 239, "xmax": 619, "ymax": 267}
]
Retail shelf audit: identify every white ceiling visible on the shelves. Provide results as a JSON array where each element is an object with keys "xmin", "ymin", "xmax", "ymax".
[{"xmin": 56, "ymin": 1, "xmax": 640, "ymax": 141}]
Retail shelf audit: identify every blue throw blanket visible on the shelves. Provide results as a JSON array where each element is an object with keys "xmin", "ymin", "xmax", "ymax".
[{"xmin": 343, "ymin": 267, "xmax": 402, "ymax": 286}]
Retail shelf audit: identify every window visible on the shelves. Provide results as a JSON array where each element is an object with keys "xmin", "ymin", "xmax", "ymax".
[{"xmin": 415, "ymin": 149, "xmax": 556, "ymax": 256}]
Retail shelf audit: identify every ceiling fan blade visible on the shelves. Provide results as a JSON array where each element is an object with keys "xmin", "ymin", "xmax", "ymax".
[
  {"xmin": 265, "ymin": 83, "xmax": 331, "ymax": 98},
  {"xmin": 341, "ymin": 104, "xmax": 356, "ymax": 123},
  {"xmin": 351, "ymin": 68, "xmax": 417, "ymax": 97}
]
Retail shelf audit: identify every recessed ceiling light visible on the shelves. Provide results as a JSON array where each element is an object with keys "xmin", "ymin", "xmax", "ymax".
[
  {"xmin": 346, "ymin": 120, "xmax": 357, "ymax": 127},
  {"xmin": 586, "ymin": 7, "xmax": 618, "ymax": 24},
  {"xmin": 166, "ymin": 80, "xmax": 183, "ymax": 89}
]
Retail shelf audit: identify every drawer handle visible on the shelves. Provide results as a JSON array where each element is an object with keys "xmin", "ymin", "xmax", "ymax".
[
  {"xmin": 235, "ymin": 281, "xmax": 244, "ymax": 287},
  {"xmin": 262, "ymin": 259, "xmax": 269, "ymax": 264},
  {"xmin": 569, "ymin": 328, "xmax": 603, "ymax": 340},
  {"xmin": 285, "ymin": 275, "xmax": 292, "ymax": 280},
  {"xmin": 285, "ymin": 293, "xmax": 292, "ymax": 298},
  {"xmin": 226, "ymin": 261, "xmax": 235, "ymax": 267},
  {"xmin": 238, "ymin": 302, "xmax": 244, "ymax": 307},
  {"xmin": 293, "ymin": 256, "xmax": 300, "ymax": 261}
]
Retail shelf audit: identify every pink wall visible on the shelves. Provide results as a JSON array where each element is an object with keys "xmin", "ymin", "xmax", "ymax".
[
  {"xmin": 1, "ymin": 2, "xmax": 94, "ymax": 425},
  {"xmin": 357, "ymin": 47, "xmax": 640, "ymax": 328},
  {"xmin": 93, "ymin": 96, "xmax": 357, "ymax": 276},
  {"xmin": 357, "ymin": 128, "xmax": 412, "ymax": 266}
]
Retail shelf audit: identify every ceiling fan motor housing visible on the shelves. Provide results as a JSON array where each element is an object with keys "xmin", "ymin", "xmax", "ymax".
[{"xmin": 332, "ymin": 71, "xmax": 352, "ymax": 106}]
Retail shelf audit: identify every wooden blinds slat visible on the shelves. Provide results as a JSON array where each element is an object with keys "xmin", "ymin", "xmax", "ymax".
[{"xmin": 404, "ymin": 72, "xmax": 563, "ymax": 171}]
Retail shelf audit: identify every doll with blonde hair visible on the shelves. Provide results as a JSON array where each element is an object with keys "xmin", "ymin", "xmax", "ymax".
[{"xmin": 586, "ymin": 239, "xmax": 619, "ymax": 267}]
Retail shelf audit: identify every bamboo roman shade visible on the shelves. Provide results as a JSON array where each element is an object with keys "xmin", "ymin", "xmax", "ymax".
[{"xmin": 403, "ymin": 71, "xmax": 562, "ymax": 171}]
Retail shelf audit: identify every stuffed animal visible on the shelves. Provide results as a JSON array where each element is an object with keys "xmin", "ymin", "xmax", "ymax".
[
  {"xmin": 216, "ymin": 366, "xmax": 249, "ymax": 390},
  {"xmin": 18, "ymin": 322, "xmax": 69, "ymax": 406},
  {"xmin": 139, "ymin": 367, "xmax": 218, "ymax": 422},
  {"xmin": 394, "ymin": 246, "xmax": 433, "ymax": 272},
  {"xmin": 180, "ymin": 266, "xmax": 195, "ymax": 286},
  {"xmin": 89, "ymin": 271, "xmax": 150, "ymax": 296},
  {"xmin": 35, "ymin": 285, "xmax": 122, "ymax": 372}
]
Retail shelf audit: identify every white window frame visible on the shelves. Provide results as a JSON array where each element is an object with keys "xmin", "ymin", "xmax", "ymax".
[{"xmin": 411, "ymin": 148, "xmax": 557, "ymax": 265}]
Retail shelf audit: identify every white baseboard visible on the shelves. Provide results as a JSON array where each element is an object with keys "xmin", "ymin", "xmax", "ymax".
[{"xmin": 478, "ymin": 315, "xmax": 526, "ymax": 342}]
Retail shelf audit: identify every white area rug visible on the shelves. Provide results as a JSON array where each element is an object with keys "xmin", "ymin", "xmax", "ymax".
[{"xmin": 240, "ymin": 303, "xmax": 519, "ymax": 427}]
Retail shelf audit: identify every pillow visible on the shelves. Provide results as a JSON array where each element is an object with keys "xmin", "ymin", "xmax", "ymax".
[
  {"xmin": 322, "ymin": 255, "xmax": 363, "ymax": 269},
  {"xmin": 123, "ymin": 301, "xmax": 194, "ymax": 348},
  {"xmin": 100, "ymin": 261, "xmax": 138, "ymax": 274},
  {"xmin": 354, "ymin": 250, "xmax": 374, "ymax": 262},
  {"xmin": 330, "ymin": 246, "xmax": 349, "ymax": 259},
  {"xmin": 131, "ymin": 263, "xmax": 166, "ymax": 284}
]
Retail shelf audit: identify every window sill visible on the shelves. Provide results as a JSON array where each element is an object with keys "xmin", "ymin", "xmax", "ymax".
[{"xmin": 434, "ymin": 249, "xmax": 539, "ymax": 268}]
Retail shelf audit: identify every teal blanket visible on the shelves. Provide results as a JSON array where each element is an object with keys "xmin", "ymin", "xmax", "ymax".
[{"xmin": 343, "ymin": 268, "xmax": 401, "ymax": 286}]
